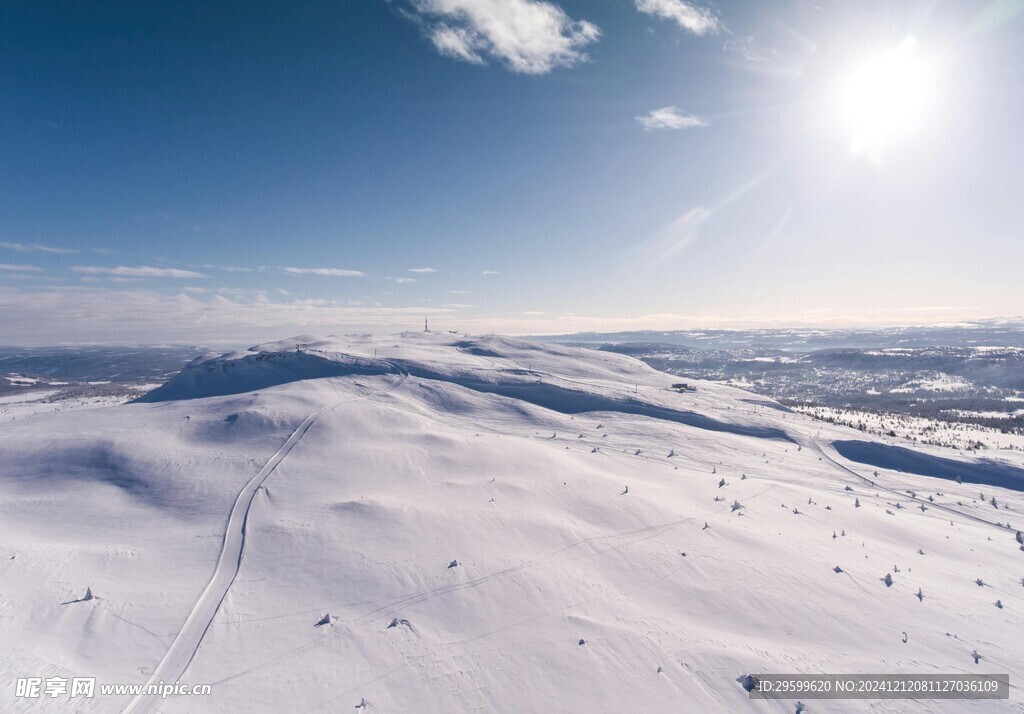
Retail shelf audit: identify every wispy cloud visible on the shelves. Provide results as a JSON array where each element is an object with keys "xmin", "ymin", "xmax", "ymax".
[
  {"xmin": 71, "ymin": 265, "xmax": 208, "ymax": 279},
  {"xmin": 221, "ymin": 265, "xmax": 259, "ymax": 273},
  {"xmin": 389, "ymin": 276, "xmax": 418, "ymax": 283},
  {"xmin": 482, "ymin": 269, "xmax": 498, "ymax": 275},
  {"xmin": 403, "ymin": 0, "xmax": 600, "ymax": 74},
  {"xmin": 193, "ymin": 263, "xmax": 265, "ymax": 273},
  {"xmin": 0, "ymin": 241, "xmax": 79, "ymax": 254},
  {"xmin": 134, "ymin": 211, "xmax": 171, "ymax": 222},
  {"xmin": 523, "ymin": 311, "xmax": 548, "ymax": 315},
  {"xmin": 407, "ymin": 267, "xmax": 437, "ymax": 273},
  {"xmin": 636, "ymin": 106, "xmax": 708, "ymax": 130},
  {"xmin": 450, "ymin": 289, "xmax": 472, "ymax": 294},
  {"xmin": 634, "ymin": 0, "xmax": 722, "ymax": 35},
  {"xmin": 0, "ymin": 263, "xmax": 43, "ymax": 272},
  {"xmin": 281, "ymin": 267, "xmax": 365, "ymax": 277},
  {"xmin": 443, "ymin": 303, "xmax": 475, "ymax": 308},
  {"xmin": 0, "ymin": 287, "xmax": 461, "ymax": 344},
  {"xmin": 723, "ymin": 36, "xmax": 777, "ymax": 63},
  {"xmin": 430, "ymin": 24, "xmax": 486, "ymax": 65},
  {"xmin": 0, "ymin": 284, "xmax": 996, "ymax": 345}
]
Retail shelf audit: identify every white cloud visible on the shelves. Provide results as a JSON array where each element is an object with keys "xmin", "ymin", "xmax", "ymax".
[
  {"xmin": 523, "ymin": 310, "xmax": 548, "ymax": 315},
  {"xmin": 430, "ymin": 24, "xmax": 486, "ymax": 65},
  {"xmin": 281, "ymin": 267, "xmax": 365, "ymax": 277},
  {"xmin": 392, "ymin": 277, "xmax": 418, "ymax": 283},
  {"xmin": 406, "ymin": 0, "xmax": 600, "ymax": 74},
  {"xmin": 0, "ymin": 241, "xmax": 79, "ymax": 254},
  {"xmin": 0, "ymin": 263, "xmax": 44, "ymax": 272},
  {"xmin": 449, "ymin": 289, "xmax": 472, "ymax": 294},
  {"xmin": 71, "ymin": 265, "xmax": 208, "ymax": 279},
  {"xmin": 407, "ymin": 267, "xmax": 437, "ymax": 273},
  {"xmin": 636, "ymin": 106, "xmax": 708, "ymax": 130},
  {"xmin": 442, "ymin": 303, "xmax": 475, "ymax": 309},
  {"xmin": 634, "ymin": 0, "xmax": 722, "ymax": 35},
  {"xmin": 482, "ymin": 269, "xmax": 498, "ymax": 275}
]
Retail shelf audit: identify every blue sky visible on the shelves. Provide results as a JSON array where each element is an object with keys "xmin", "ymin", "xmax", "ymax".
[{"xmin": 1, "ymin": 0, "xmax": 1022, "ymax": 344}]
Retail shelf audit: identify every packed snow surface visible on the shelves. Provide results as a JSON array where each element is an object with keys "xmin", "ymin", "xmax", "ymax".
[{"xmin": 1, "ymin": 332, "xmax": 1022, "ymax": 712}]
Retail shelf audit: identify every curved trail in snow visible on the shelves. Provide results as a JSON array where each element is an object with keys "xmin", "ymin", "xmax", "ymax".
[
  {"xmin": 124, "ymin": 362, "xmax": 406, "ymax": 714},
  {"xmin": 806, "ymin": 435, "xmax": 1009, "ymax": 532}
]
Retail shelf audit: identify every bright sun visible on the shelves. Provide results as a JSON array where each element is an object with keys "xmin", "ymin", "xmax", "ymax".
[{"xmin": 837, "ymin": 39, "xmax": 931, "ymax": 156}]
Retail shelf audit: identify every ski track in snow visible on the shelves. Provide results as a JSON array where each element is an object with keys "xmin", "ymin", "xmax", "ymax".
[{"xmin": 123, "ymin": 362, "xmax": 407, "ymax": 714}]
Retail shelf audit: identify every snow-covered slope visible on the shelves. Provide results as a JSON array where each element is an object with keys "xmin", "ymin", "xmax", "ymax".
[{"xmin": 2, "ymin": 332, "xmax": 1022, "ymax": 712}]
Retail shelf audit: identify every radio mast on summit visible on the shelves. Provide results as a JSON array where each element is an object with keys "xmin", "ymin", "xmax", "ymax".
[{"xmin": 424, "ymin": 318, "xmax": 429, "ymax": 333}]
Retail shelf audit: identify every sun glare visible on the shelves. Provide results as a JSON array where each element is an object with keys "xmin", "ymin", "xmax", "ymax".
[{"xmin": 837, "ymin": 38, "xmax": 931, "ymax": 157}]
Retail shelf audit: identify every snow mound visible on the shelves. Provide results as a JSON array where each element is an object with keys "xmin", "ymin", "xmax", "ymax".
[
  {"xmin": 139, "ymin": 333, "xmax": 792, "ymax": 441},
  {"xmin": 136, "ymin": 349, "xmax": 389, "ymax": 403}
]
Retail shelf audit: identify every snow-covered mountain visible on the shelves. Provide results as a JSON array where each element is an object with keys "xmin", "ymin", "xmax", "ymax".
[{"xmin": 2, "ymin": 332, "xmax": 1022, "ymax": 712}]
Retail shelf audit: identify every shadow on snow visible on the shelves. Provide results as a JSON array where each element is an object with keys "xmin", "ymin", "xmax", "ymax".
[{"xmin": 833, "ymin": 440, "xmax": 1024, "ymax": 493}]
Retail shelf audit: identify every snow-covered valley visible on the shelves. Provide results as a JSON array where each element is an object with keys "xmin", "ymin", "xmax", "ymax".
[{"xmin": 2, "ymin": 333, "xmax": 1022, "ymax": 712}]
